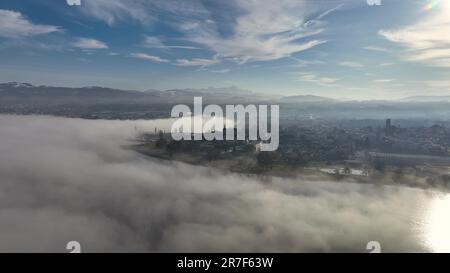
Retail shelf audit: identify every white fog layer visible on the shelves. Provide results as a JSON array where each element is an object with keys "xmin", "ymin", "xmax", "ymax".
[{"xmin": 0, "ymin": 115, "xmax": 447, "ymax": 252}]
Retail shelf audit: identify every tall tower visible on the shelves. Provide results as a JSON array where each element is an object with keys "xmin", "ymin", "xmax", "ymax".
[{"xmin": 386, "ymin": 119, "xmax": 392, "ymax": 135}]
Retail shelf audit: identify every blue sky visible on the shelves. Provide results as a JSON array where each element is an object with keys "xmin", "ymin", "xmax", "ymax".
[{"xmin": 0, "ymin": 0, "xmax": 449, "ymax": 99}]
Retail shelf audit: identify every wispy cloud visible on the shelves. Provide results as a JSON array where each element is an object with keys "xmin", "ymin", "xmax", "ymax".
[
  {"xmin": 296, "ymin": 73, "xmax": 340, "ymax": 87},
  {"xmin": 175, "ymin": 57, "xmax": 219, "ymax": 67},
  {"xmin": 209, "ymin": 69, "xmax": 231, "ymax": 73},
  {"xmin": 290, "ymin": 57, "xmax": 326, "ymax": 68},
  {"xmin": 424, "ymin": 80, "xmax": 450, "ymax": 89},
  {"xmin": 0, "ymin": 9, "xmax": 61, "ymax": 38},
  {"xmin": 130, "ymin": 53, "xmax": 169, "ymax": 63},
  {"xmin": 363, "ymin": 46, "xmax": 389, "ymax": 52},
  {"xmin": 142, "ymin": 36, "xmax": 164, "ymax": 48},
  {"xmin": 380, "ymin": 2, "xmax": 450, "ymax": 67},
  {"xmin": 184, "ymin": 0, "xmax": 347, "ymax": 63},
  {"xmin": 142, "ymin": 36, "xmax": 201, "ymax": 50},
  {"xmin": 0, "ymin": 39, "xmax": 65, "ymax": 52},
  {"xmin": 80, "ymin": 0, "xmax": 155, "ymax": 26},
  {"xmin": 183, "ymin": 0, "xmax": 329, "ymax": 63},
  {"xmin": 374, "ymin": 79, "xmax": 394, "ymax": 83},
  {"xmin": 80, "ymin": 0, "xmax": 210, "ymax": 27},
  {"xmin": 338, "ymin": 61, "xmax": 364, "ymax": 68},
  {"xmin": 77, "ymin": 1, "xmax": 341, "ymax": 64},
  {"xmin": 72, "ymin": 38, "xmax": 108, "ymax": 49}
]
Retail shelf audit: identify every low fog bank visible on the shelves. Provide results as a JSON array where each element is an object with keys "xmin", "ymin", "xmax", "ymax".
[{"xmin": 0, "ymin": 115, "xmax": 439, "ymax": 252}]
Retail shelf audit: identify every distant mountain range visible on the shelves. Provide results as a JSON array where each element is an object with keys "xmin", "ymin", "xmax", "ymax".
[
  {"xmin": 0, "ymin": 82, "xmax": 340, "ymax": 104},
  {"xmin": 3, "ymin": 82, "xmax": 450, "ymax": 120},
  {"xmin": 399, "ymin": 96, "xmax": 450, "ymax": 103},
  {"xmin": 0, "ymin": 82, "xmax": 266, "ymax": 104},
  {"xmin": 0, "ymin": 82, "xmax": 145, "ymax": 99},
  {"xmin": 277, "ymin": 95, "xmax": 336, "ymax": 103},
  {"xmin": 2, "ymin": 82, "xmax": 450, "ymax": 105}
]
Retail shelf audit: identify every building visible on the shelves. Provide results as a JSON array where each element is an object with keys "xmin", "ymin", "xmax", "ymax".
[
  {"xmin": 385, "ymin": 118, "xmax": 392, "ymax": 136},
  {"xmin": 367, "ymin": 152, "xmax": 450, "ymax": 166}
]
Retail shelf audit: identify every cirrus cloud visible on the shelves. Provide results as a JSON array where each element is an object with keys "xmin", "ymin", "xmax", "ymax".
[
  {"xmin": 130, "ymin": 53, "xmax": 169, "ymax": 63},
  {"xmin": 76, "ymin": 0, "xmax": 340, "ymax": 64},
  {"xmin": 380, "ymin": 2, "xmax": 450, "ymax": 67},
  {"xmin": 72, "ymin": 38, "xmax": 109, "ymax": 49},
  {"xmin": 0, "ymin": 9, "xmax": 61, "ymax": 38},
  {"xmin": 295, "ymin": 72, "xmax": 340, "ymax": 87},
  {"xmin": 338, "ymin": 61, "xmax": 364, "ymax": 68},
  {"xmin": 175, "ymin": 57, "xmax": 219, "ymax": 67}
]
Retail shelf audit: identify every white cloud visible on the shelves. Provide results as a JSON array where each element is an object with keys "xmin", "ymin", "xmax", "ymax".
[
  {"xmin": 81, "ymin": 0, "xmax": 154, "ymax": 26},
  {"xmin": 72, "ymin": 38, "xmax": 108, "ymax": 49},
  {"xmin": 130, "ymin": 53, "xmax": 169, "ymax": 63},
  {"xmin": 0, "ymin": 9, "xmax": 61, "ymax": 38},
  {"xmin": 182, "ymin": 0, "xmax": 332, "ymax": 63},
  {"xmin": 77, "ymin": 0, "xmax": 340, "ymax": 64},
  {"xmin": 167, "ymin": 45, "xmax": 202, "ymax": 50},
  {"xmin": 338, "ymin": 61, "xmax": 364, "ymax": 68},
  {"xmin": 424, "ymin": 80, "xmax": 450, "ymax": 89},
  {"xmin": 209, "ymin": 69, "xmax": 231, "ymax": 73},
  {"xmin": 378, "ymin": 62, "xmax": 394, "ymax": 67},
  {"xmin": 363, "ymin": 46, "xmax": 389, "ymax": 52},
  {"xmin": 0, "ymin": 39, "xmax": 65, "ymax": 52},
  {"xmin": 175, "ymin": 57, "xmax": 219, "ymax": 67},
  {"xmin": 374, "ymin": 79, "xmax": 394, "ymax": 83},
  {"xmin": 80, "ymin": 0, "xmax": 209, "ymax": 26},
  {"xmin": 143, "ymin": 36, "xmax": 201, "ymax": 50},
  {"xmin": 296, "ymin": 73, "xmax": 340, "ymax": 87},
  {"xmin": 290, "ymin": 58, "xmax": 326, "ymax": 68},
  {"xmin": 142, "ymin": 36, "xmax": 165, "ymax": 48},
  {"xmin": 380, "ymin": 2, "xmax": 450, "ymax": 67}
]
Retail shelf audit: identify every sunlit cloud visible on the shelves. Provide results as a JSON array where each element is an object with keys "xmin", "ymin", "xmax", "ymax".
[
  {"xmin": 130, "ymin": 53, "xmax": 169, "ymax": 63},
  {"xmin": 296, "ymin": 73, "xmax": 340, "ymax": 87},
  {"xmin": 423, "ymin": 0, "xmax": 441, "ymax": 11},
  {"xmin": 72, "ymin": 38, "xmax": 108, "ymax": 49},
  {"xmin": 0, "ymin": 9, "xmax": 61, "ymax": 38},
  {"xmin": 374, "ymin": 79, "xmax": 395, "ymax": 83},
  {"xmin": 424, "ymin": 80, "xmax": 450, "ymax": 89},
  {"xmin": 175, "ymin": 57, "xmax": 219, "ymax": 67},
  {"xmin": 338, "ymin": 61, "xmax": 364, "ymax": 68},
  {"xmin": 142, "ymin": 36, "xmax": 202, "ymax": 50},
  {"xmin": 363, "ymin": 46, "xmax": 389, "ymax": 52},
  {"xmin": 80, "ymin": 0, "xmax": 155, "ymax": 26},
  {"xmin": 209, "ymin": 69, "xmax": 231, "ymax": 73},
  {"xmin": 380, "ymin": 1, "xmax": 450, "ymax": 67},
  {"xmin": 378, "ymin": 62, "xmax": 394, "ymax": 67},
  {"xmin": 178, "ymin": 0, "xmax": 343, "ymax": 63},
  {"xmin": 79, "ymin": 0, "xmax": 336, "ymax": 64}
]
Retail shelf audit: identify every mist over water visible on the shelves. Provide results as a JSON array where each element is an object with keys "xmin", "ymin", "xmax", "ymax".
[{"xmin": 0, "ymin": 115, "xmax": 447, "ymax": 252}]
